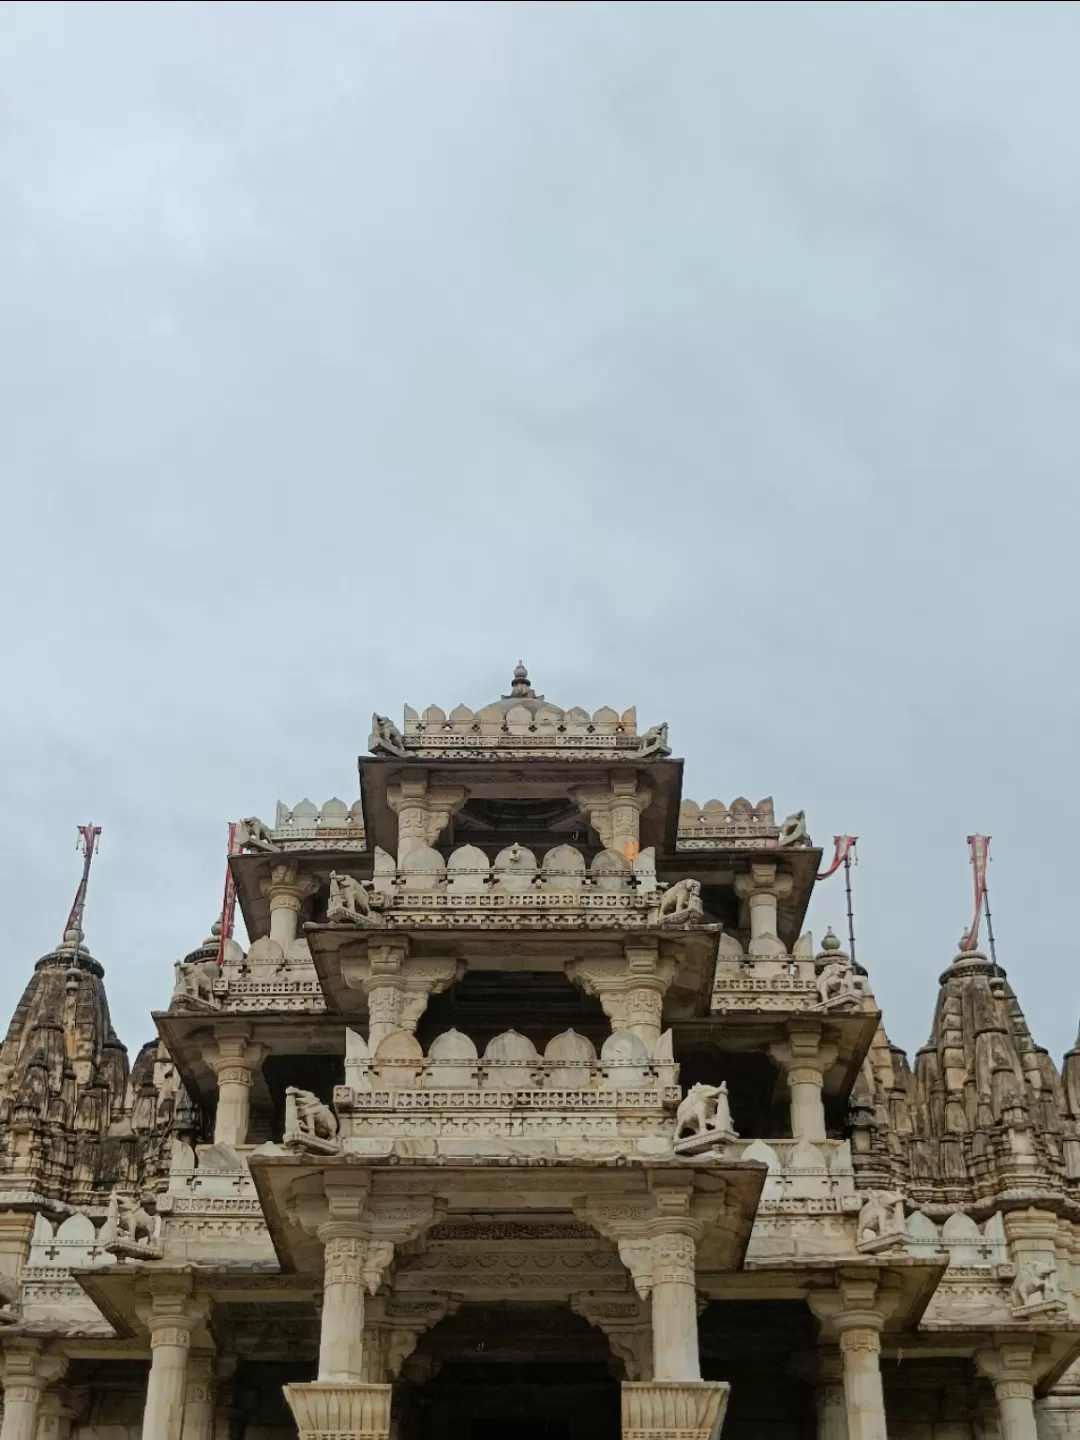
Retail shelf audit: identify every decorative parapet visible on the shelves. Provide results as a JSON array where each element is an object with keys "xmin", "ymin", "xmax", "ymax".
[
  {"xmin": 316, "ymin": 844, "xmax": 712, "ymax": 933},
  {"xmin": 331, "ymin": 1026, "xmax": 680, "ymax": 1162},
  {"xmin": 677, "ymin": 798, "xmax": 811, "ymax": 852},
  {"xmin": 156, "ymin": 1142, "xmax": 275, "ymax": 1263},
  {"xmin": 272, "ymin": 799, "xmax": 366, "ymax": 851},
  {"xmin": 369, "ymin": 703, "xmax": 672, "ymax": 762}
]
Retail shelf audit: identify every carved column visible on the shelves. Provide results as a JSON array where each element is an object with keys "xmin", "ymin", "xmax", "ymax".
[
  {"xmin": 734, "ymin": 863, "xmax": 793, "ymax": 957},
  {"xmin": 578, "ymin": 1177, "xmax": 729, "ymax": 1440},
  {"xmin": 0, "ymin": 1345, "xmax": 66, "ymax": 1440},
  {"xmin": 201, "ymin": 1023, "xmax": 266, "ymax": 1147},
  {"xmin": 814, "ymin": 1348, "xmax": 849, "ymax": 1440},
  {"xmin": 567, "ymin": 942, "xmax": 675, "ymax": 1050},
  {"xmin": 260, "ymin": 865, "xmax": 318, "ymax": 951},
  {"xmin": 136, "ymin": 1276, "xmax": 208, "ymax": 1440},
  {"xmin": 340, "ymin": 942, "xmax": 462, "ymax": 1052},
  {"xmin": 571, "ymin": 773, "xmax": 652, "ymax": 860},
  {"xmin": 180, "ymin": 1354, "xmax": 215, "ymax": 1440},
  {"xmin": 770, "ymin": 1023, "xmax": 836, "ymax": 1143},
  {"xmin": 386, "ymin": 778, "xmax": 466, "ymax": 862},
  {"xmin": 809, "ymin": 1272, "xmax": 897, "ymax": 1440},
  {"xmin": 35, "ymin": 1388, "xmax": 77, "ymax": 1440},
  {"xmin": 975, "ymin": 1341, "xmax": 1039, "ymax": 1440},
  {"xmin": 285, "ymin": 1176, "xmax": 442, "ymax": 1440}
]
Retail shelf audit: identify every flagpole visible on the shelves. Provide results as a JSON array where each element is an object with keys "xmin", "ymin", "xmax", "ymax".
[
  {"xmin": 843, "ymin": 851, "xmax": 857, "ymax": 965},
  {"xmin": 983, "ymin": 883, "xmax": 998, "ymax": 968}
]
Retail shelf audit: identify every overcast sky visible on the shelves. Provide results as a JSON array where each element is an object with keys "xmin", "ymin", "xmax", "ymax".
[{"xmin": 2, "ymin": 1, "xmax": 1078, "ymax": 1072}]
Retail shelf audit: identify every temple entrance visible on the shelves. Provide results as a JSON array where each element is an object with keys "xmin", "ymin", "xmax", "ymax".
[{"xmin": 397, "ymin": 1303, "xmax": 620, "ymax": 1440}]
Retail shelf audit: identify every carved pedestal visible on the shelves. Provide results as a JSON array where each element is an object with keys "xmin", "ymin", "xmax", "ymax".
[
  {"xmin": 621, "ymin": 1381, "xmax": 729, "ymax": 1440},
  {"xmin": 283, "ymin": 1383, "xmax": 393, "ymax": 1440}
]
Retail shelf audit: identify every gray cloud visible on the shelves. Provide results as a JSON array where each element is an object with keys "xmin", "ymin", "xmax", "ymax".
[{"xmin": 2, "ymin": 1, "xmax": 1077, "ymax": 1065}]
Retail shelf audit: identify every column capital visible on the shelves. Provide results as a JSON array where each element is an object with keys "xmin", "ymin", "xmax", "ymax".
[
  {"xmin": 0, "ymin": 1340, "xmax": 67, "ymax": 1390},
  {"xmin": 200, "ymin": 1023, "xmax": 266, "ymax": 1074},
  {"xmin": 259, "ymin": 863, "xmax": 319, "ymax": 910},
  {"xmin": 134, "ymin": 1270, "xmax": 209, "ymax": 1338},
  {"xmin": 807, "ymin": 1268, "xmax": 900, "ymax": 1339},
  {"xmin": 974, "ymin": 1338, "xmax": 1039, "ymax": 1388}
]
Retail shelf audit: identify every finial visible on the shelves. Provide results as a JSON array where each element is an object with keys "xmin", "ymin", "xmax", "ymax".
[
  {"xmin": 821, "ymin": 927, "xmax": 841, "ymax": 953},
  {"xmin": 510, "ymin": 661, "xmax": 534, "ymax": 698}
]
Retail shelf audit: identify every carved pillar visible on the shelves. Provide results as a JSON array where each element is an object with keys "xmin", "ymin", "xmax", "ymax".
[
  {"xmin": 317, "ymin": 1223, "xmax": 369, "ymax": 1382},
  {"xmin": 136, "ymin": 1277, "xmax": 208, "ymax": 1440},
  {"xmin": 260, "ymin": 865, "xmax": 318, "ymax": 951},
  {"xmin": 734, "ymin": 863, "xmax": 793, "ymax": 957},
  {"xmin": 814, "ymin": 1348, "xmax": 849, "ymax": 1440},
  {"xmin": 578, "ymin": 1177, "xmax": 729, "ymax": 1440},
  {"xmin": 571, "ymin": 773, "xmax": 652, "ymax": 860},
  {"xmin": 285, "ymin": 1176, "xmax": 442, "ymax": 1440},
  {"xmin": 976, "ymin": 1342, "xmax": 1039, "ymax": 1440},
  {"xmin": 340, "ymin": 942, "xmax": 462, "ymax": 1051},
  {"xmin": 386, "ymin": 778, "xmax": 467, "ymax": 862},
  {"xmin": 0, "ymin": 1346, "xmax": 66, "ymax": 1440},
  {"xmin": 180, "ymin": 1354, "xmax": 215, "ymax": 1440},
  {"xmin": 809, "ymin": 1272, "xmax": 897, "ymax": 1440},
  {"xmin": 201, "ymin": 1024, "xmax": 266, "ymax": 1147},
  {"xmin": 211, "ymin": 1357, "xmax": 242, "ymax": 1440},
  {"xmin": 649, "ymin": 1230, "xmax": 700, "ymax": 1382},
  {"xmin": 566, "ymin": 942, "xmax": 675, "ymax": 1050},
  {"xmin": 770, "ymin": 1023, "xmax": 836, "ymax": 1143},
  {"xmin": 35, "ymin": 1388, "xmax": 77, "ymax": 1440}
]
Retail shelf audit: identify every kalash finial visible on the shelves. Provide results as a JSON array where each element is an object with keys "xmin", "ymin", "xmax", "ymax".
[{"xmin": 509, "ymin": 661, "xmax": 535, "ymax": 699}]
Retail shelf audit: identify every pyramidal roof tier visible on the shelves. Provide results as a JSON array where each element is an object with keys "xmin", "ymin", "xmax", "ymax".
[{"xmin": 368, "ymin": 662, "xmax": 672, "ymax": 762}]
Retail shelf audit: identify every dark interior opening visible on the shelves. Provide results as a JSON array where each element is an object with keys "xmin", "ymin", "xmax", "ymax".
[{"xmin": 675, "ymin": 1041, "xmax": 789, "ymax": 1138}]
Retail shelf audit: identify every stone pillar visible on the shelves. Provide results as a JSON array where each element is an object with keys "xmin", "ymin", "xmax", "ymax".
[
  {"xmin": 649, "ymin": 1231, "xmax": 700, "ymax": 1383},
  {"xmin": 566, "ymin": 942, "xmax": 675, "ymax": 1051},
  {"xmin": 260, "ymin": 865, "xmax": 318, "ymax": 951},
  {"xmin": 814, "ymin": 1348, "xmax": 849, "ymax": 1440},
  {"xmin": 836, "ymin": 1324, "xmax": 886, "ymax": 1440},
  {"xmin": 976, "ymin": 1342, "xmax": 1040, "ymax": 1440},
  {"xmin": 386, "ymin": 778, "xmax": 467, "ymax": 862},
  {"xmin": 809, "ymin": 1271, "xmax": 897, "ymax": 1440},
  {"xmin": 770, "ymin": 1023, "xmax": 837, "ymax": 1143},
  {"xmin": 317, "ymin": 1224, "xmax": 368, "ymax": 1383},
  {"xmin": 36, "ymin": 1389, "xmax": 77, "ymax": 1440},
  {"xmin": 734, "ymin": 862, "xmax": 793, "ymax": 958},
  {"xmin": 201, "ymin": 1024, "xmax": 266, "ymax": 1147},
  {"xmin": 136, "ymin": 1275, "xmax": 207, "ymax": 1440},
  {"xmin": 340, "ymin": 943, "xmax": 462, "ymax": 1052},
  {"xmin": 0, "ymin": 1346, "xmax": 65, "ymax": 1440},
  {"xmin": 180, "ymin": 1354, "xmax": 215, "ymax": 1440},
  {"xmin": 571, "ymin": 773, "xmax": 653, "ymax": 860}
]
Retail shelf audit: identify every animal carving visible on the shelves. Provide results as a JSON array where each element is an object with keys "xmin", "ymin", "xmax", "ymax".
[
  {"xmin": 285, "ymin": 1086, "xmax": 339, "ymax": 1143},
  {"xmin": 369, "ymin": 714, "xmax": 408, "ymax": 758},
  {"xmin": 0, "ymin": 1272, "xmax": 20, "ymax": 1326},
  {"xmin": 101, "ymin": 1191, "xmax": 157, "ymax": 1249},
  {"xmin": 636, "ymin": 722, "xmax": 671, "ymax": 759},
  {"xmin": 327, "ymin": 870, "xmax": 376, "ymax": 923},
  {"xmin": 656, "ymin": 878, "xmax": 704, "ymax": 924},
  {"xmin": 173, "ymin": 958, "xmax": 219, "ymax": 1005},
  {"xmin": 1014, "ymin": 1259, "xmax": 1061, "ymax": 1309},
  {"xmin": 777, "ymin": 810, "xmax": 807, "ymax": 848},
  {"xmin": 857, "ymin": 1190, "xmax": 905, "ymax": 1247},
  {"xmin": 238, "ymin": 817, "xmax": 280, "ymax": 853},
  {"xmin": 817, "ymin": 959, "xmax": 860, "ymax": 1008},
  {"xmin": 675, "ymin": 1082, "xmax": 736, "ymax": 1140}
]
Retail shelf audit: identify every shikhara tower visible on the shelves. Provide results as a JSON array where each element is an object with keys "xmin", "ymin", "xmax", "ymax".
[{"xmin": 1, "ymin": 668, "xmax": 1079, "ymax": 1440}]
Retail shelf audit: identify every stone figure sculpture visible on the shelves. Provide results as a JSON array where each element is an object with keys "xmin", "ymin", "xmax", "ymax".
[
  {"xmin": 856, "ymin": 1189, "xmax": 906, "ymax": 1250},
  {"xmin": 635, "ymin": 722, "xmax": 671, "ymax": 759},
  {"xmin": 675, "ymin": 1082, "xmax": 737, "ymax": 1141},
  {"xmin": 284, "ymin": 1086, "xmax": 340, "ymax": 1153},
  {"xmin": 817, "ymin": 959, "xmax": 861, "ymax": 1009},
  {"xmin": 99, "ymin": 1191, "xmax": 160, "ymax": 1258},
  {"xmin": 655, "ymin": 878, "xmax": 704, "ymax": 925},
  {"xmin": 238, "ymin": 817, "xmax": 280, "ymax": 853},
  {"xmin": 369, "ymin": 713, "xmax": 409, "ymax": 758},
  {"xmin": 327, "ymin": 870, "xmax": 375, "ymax": 923},
  {"xmin": 777, "ymin": 810, "xmax": 807, "ymax": 848},
  {"xmin": 1013, "ymin": 1259, "xmax": 1064, "ymax": 1312},
  {"xmin": 172, "ymin": 957, "xmax": 219, "ymax": 1006}
]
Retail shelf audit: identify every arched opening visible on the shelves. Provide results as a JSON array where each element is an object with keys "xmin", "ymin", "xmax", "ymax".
[{"xmin": 676, "ymin": 1040, "xmax": 788, "ymax": 1138}]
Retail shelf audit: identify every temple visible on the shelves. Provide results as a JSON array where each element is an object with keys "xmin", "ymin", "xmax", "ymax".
[{"xmin": 1, "ymin": 665, "xmax": 1079, "ymax": 1440}]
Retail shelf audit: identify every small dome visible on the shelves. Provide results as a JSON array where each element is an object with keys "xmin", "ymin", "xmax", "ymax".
[{"xmin": 492, "ymin": 662, "xmax": 564, "ymax": 717}]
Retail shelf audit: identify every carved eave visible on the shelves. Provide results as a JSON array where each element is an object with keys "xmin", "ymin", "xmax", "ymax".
[
  {"xmin": 152, "ymin": 1011, "xmax": 344, "ymax": 1117},
  {"xmin": 305, "ymin": 926, "xmax": 720, "ymax": 1022},
  {"xmin": 247, "ymin": 1151, "xmax": 767, "ymax": 1276},
  {"xmin": 673, "ymin": 1006, "xmax": 881, "ymax": 1112},
  {"xmin": 357, "ymin": 756, "xmax": 685, "ymax": 858},
  {"xmin": 706, "ymin": 1256, "xmax": 947, "ymax": 1332},
  {"xmin": 74, "ymin": 1265, "xmax": 318, "ymax": 1350}
]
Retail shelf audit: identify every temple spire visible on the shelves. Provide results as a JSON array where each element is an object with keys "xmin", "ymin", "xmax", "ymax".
[
  {"xmin": 59, "ymin": 823, "xmax": 101, "ymax": 953},
  {"xmin": 505, "ymin": 660, "xmax": 535, "ymax": 700}
]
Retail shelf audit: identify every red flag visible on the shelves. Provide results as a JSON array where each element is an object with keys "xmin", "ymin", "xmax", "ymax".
[
  {"xmin": 216, "ymin": 822, "xmax": 241, "ymax": 966},
  {"xmin": 959, "ymin": 835, "xmax": 991, "ymax": 952},
  {"xmin": 818, "ymin": 836, "xmax": 857, "ymax": 881}
]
